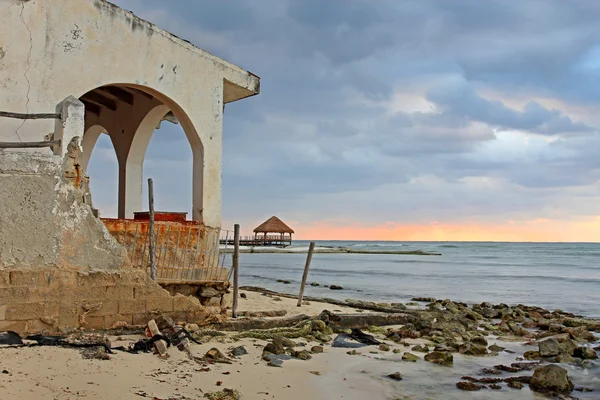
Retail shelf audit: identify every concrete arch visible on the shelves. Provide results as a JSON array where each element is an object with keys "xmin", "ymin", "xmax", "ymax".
[
  {"xmin": 81, "ymin": 124, "xmax": 108, "ymax": 171},
  {"xmin": 117, "ymin": 84, "xmax": 205, "ymax": 221},
  {"xmin": 79, "ymin": 83, "xmax": 207, "ymax": 221}
]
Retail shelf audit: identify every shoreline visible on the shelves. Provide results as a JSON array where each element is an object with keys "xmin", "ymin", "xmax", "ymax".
[
  {"xmin": 221, "ymin": 246, "xmax": 441, "ymax": 255},
  {"xmin": 1, "ymin": 288, "xmax": 598, "ymax": 399}
]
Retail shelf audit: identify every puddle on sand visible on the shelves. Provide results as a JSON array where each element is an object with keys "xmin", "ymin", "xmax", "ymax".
[{"xmin": 315, "ymin": 338, "xmax": 599, "ymax": 400}]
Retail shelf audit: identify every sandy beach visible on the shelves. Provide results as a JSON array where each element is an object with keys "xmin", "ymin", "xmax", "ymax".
[{"xmin": 1, "ymin": 290, "xmax": 599, "ymax": 400}]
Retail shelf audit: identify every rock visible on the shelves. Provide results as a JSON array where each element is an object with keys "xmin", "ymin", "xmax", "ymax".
[
  {"xmin": 292, "ymin": 350, "xmax": 312, "ymax": 360},
  {"xmin": 481, "ymin": 368, "xmax": 502, "ymax": 375},
  {"xmin": 387, "ymin": 325, "xmax": 421, "ymax": 340},
  {"xmin": 573, "ymin": 347, "xmax": 598, "ymax": 360},
  {"xmin": 508, "ymin": 381, "xmax": 524, "ymax": 389},
  {"xmin": 412, "ymin": 344, "xmax": 429, "ymax": 353},
  {"xmin": 566, "ymin": 326, "xmax": 596, "ymax": 342},
  {"xmin": 379, "ymin": 344, "xmax": 391, "ymax": 352},
  {"xmin": 574, "ymin": 386, "xmax": 595, "ymax": 392},
  {"xmin": 402, "ymin": 352, "xmax": 419, "ymax": 362},
  {"xmin": 310, "ymin": 282, "xmax": 320, "ymax": 286},
  {"xmin": 387, "ymin": 372, "xmax": 403, "ymax": 381},
  {"xmin": 539, "ymin": 338, "xmax": 560, "ymax": 357},
  {"xmin": 329, "ymin": 285, "xmax": 343, "ymax": 290},
  {"xmin": 524, "ymin": 350, "xmax": 541, "ymax": 360},
  {"xmin": 459, "ymin": 343, "xmax": 488, "ymax": 356},
  {"xmin": 488, "ymin": 344, "xmax": 505, "ymax": 352},
  {"xmin": 205, "ymin": 348, "xmax": 227, "ymax": 361},
  {"xmin": 555, "ymin": 353, "xmax": 576, "ymax": 363},
  {"xmin": 199, "ymin": 287, "xmax": 220, "ymax": 298},
  {"xmin": 424, "ymin": 351, "xmax": 453, "ymax": 366},
  {"xmin": 530, "ymin": 365, "xmax": 574, "ymax": 394},
  {"xmin": 412, "ymin": 297, "xmax": 436, "ymax": 302},
  {"xmin": 471, "ymin": 336, "xmax": 488, "ymax": 346},
  {"xmin": 558, "ymin": 339, "xmax": 578, "ymax": 356},
  {"xmin": 204, "ymin": 389, "xmax": 241, "ymax": 400},
  {"xmin": 488, "ymin": 384, "xmax": 502, "ymax": 390},
  {"xmin": 230, "ymin": 346, "xmax": 247, "ymax": 357},
  {"xmin": 311, "ymin": 346, "xmax": 324, "ymax": 354},
  {"xmin": 366, "ymin": 326, "xmax": 388, "ymax": 335},
  {"xmin": 393, "ymin": 349, "xmax": 401, "ymax": 354},
  {"xmin": 480, "ymin": 308, "xmax": 501, "ymax": 319},
  {"xmin": 456, "ymin": 381, "xmax": 484, "ymax": 391},
  {"xmin": 434, "ymin": 345, "xmax": 455, "ymax": 352},
  {"xmin": 263, "ymin": 343, "xmax": 285, "ymax": 355},
  {"xmin": 276, "ymin": 279, "xmax": 291, "ymax": 284},
  {"xmin": 346, "ymin": 350, "xmax": 359, "ymax": 355},
  {"xmin": 273, "ymin": 336, "xmax": 296, "ymax": 349},
  {"xmin": 267, "ymin": 359, "xmax": 283, "ymax": 367}
]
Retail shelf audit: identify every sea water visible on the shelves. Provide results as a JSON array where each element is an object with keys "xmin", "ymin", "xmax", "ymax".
[{"xmin": 239, "ymin": 241, "xmax": 600, "ymax": 318}]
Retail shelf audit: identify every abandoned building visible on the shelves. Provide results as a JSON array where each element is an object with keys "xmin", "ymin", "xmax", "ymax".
[{"xmin": 0, "ymin": 0, "xmax": 259, "ymax": 333}]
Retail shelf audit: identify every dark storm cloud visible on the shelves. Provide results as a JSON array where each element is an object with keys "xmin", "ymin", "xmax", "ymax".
[{"xmin": 101, "ymin": 0, "xmax": 600, "ymax": 226}]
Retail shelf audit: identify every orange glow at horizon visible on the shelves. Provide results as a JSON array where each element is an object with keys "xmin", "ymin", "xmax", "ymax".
[{"xmin": 286, "ymin": 218, "xmax": 600, "ymax": 242}]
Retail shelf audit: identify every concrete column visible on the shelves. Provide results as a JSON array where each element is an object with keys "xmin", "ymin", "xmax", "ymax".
[
  {"xmin": 120, "ymin": 105, "xmax": 170, "ymax": 218},
  {"xmin": 53, "ymin": 96, "xmax": 85, "ymax": 157},
  {"xmin": 188, "ymin": 81, "xmax": 223, "ymax": 227}
]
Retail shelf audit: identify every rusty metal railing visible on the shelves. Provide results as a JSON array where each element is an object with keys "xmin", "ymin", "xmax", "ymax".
[{"xmin": 103, "ymin": 219, "xmax": 231, "ymax": 283}]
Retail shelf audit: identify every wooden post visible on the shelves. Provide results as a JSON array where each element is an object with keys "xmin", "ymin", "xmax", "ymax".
[
  {"xmin": 297, "ymin": 242, "xmax": 316, "ymax": 307},
  {"xmin": 148, "ymin": 178, "xmax": 157, "ymax": 280},
  {"xmin": 232, "ymin": 224, "xmax": 240, "ymax": 318}
]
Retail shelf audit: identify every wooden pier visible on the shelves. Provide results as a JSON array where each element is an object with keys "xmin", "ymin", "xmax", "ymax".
[{"xmin": 220, "ymin": 235, "xmax": 291, "ymax": 247}]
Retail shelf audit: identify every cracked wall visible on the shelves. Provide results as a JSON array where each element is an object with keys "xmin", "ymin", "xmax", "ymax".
[{"xmin": 0, "ymin": 151, "xmax": 219, "ymax": 334}]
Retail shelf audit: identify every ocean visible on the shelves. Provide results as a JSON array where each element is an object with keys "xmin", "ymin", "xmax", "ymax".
[{"xmin": 238, "ymin": 241, "xmax": 600, "ymax": 318}]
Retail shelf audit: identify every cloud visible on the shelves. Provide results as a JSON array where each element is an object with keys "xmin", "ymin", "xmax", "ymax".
[{"xmin": 99, "ymin": 0, "xmax": 600, "ymax": 240}]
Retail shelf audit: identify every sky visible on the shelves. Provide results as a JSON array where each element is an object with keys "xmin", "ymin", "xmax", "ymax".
[{"xmin": 88, "ymin": 0, "xmax": 600, "ymax": 242}]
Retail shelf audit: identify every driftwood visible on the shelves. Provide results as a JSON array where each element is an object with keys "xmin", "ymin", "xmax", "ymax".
[
  {"xmin": 214, "ymin": 314, "xmax": 311, "ymax": 331},
  {"xmin": 321, "ymin": 311, "xmax": 415, "ymax": 329},
  {"xmin": 239, "ymin": 286, "xmax": 413, "ymax": 314},
  {"xmin": 0, "ymin": 111, "xmax": 61, "ymax": 120}
]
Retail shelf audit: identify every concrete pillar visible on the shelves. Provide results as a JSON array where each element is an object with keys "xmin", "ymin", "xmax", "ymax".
[
  {"xmin": 53, "ymin": 96, "xmax": 85, "ymax": 157},
  {"xmin": 195, "ymin": 82, "xmax": 223, "ymax": 227},
  {"xmin": 120, "ymin": 105, "xmax": 170, "ymax": 218}
]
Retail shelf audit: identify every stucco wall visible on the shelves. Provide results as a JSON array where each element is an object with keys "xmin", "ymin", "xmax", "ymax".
[
  {"xmin": 0, "ymin": 151, "xmax": 128, "ymax": 269},
  {"xmin": 0, "ymin": 0, "xmax": 260, "ymax": 228}
]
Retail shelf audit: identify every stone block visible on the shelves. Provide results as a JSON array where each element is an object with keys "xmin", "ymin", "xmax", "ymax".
[
  {"xmin": 119, "ymin": 299, "xmax": 147, "ymax": 315},
  {"xmin": 173, "ymin": 294, "xmax": 202, "ymax": 312},
  {"xmin": 10, "ymin": 270, "xmax": 48, "ymax": 286},
  {"xmin": 0, "ymin": 270, "xmax": 10, "ymax": 286},
  {"xmin": 59, "ymin": 304, "xmax": 79, "ymax": 328},
  {"xmin": 77, "ymin": 272, "xmax": 118, "ymax": 287},
  {"xmin": 0, "ymin": 320, "xmax": 27, "ymax": 333},
  {"xmin": 53, "ymin": 270, "xmax": 78, "ymax": 288},
  {"xmin": 73, "ymin": 285, "xmax": 108, "ymax": 300},
  {"xmin": 133, "ymin": 282, "xmax": 172, "ymax": 299},
  {"xmin": 186, "ymin": 308, "xmax": 211, "ymax": 323},
  {"xmin": 83, "ymin": 316, "xmax": 105, "ymax": 330},
  {"xmin": 0, "ymin": 305, "xmax": 7, "ymax": 320},
  {"xmin": 132, "ymin": 313, "xmax": 153, "ymax": 326},
  {"xmin": 86, "ymin": 300, "xmax": 119, "ymax": 317},
  {"xmin": 26, "ymin": 286, "xmax": 59, "ymax": 302},
  {"xmin": 106, "ymin": 285, "xmax": 135, "ymax": 300},
  {"xmin": 146, "ymin": 297, "xmax": 174, "ymax": 313},
  {"xmin": 6, "ymin": 303, "xmax": 44, "ymax": 321},
  {"xmin": 105, "ymin": 314, "xmax": 133, "ymax": 329},
  {"xmin": 221, "ymin": 292, "xmax": 233, "ymax": 308},
  {"xmin": 26, "ymin": 319, "xmax": 56, "ymax": 333},
  {"xmin": 43, "ymin": 302, "xmax": 60, "ymax": 318}
]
